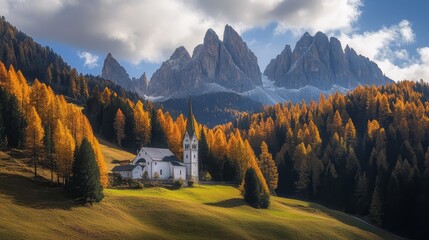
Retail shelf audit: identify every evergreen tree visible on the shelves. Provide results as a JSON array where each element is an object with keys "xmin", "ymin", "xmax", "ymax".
[
  {"xmin": 0, "ymin": 88, "xmax": 26, "ymax": 147},
  {"xmin": 70, "ymin": 138, "xmax": 104, "ymax": 204},
  {"xmin": 244, "ymin": 167, "xmax": 270, "ymax": 208},
  {"xmin": 150, "ymin": 108, "xmax": 168, "ymax": 148},
  {"xmin": 199, "ymin": 128, "xmax": 209, "ymax": 173},
  {"xmin": 370, "ymin": 178, "xmax": 384, "ymax": 226}
]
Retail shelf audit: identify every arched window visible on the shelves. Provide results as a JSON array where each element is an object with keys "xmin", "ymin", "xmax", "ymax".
[{"xmin": 160, "ymin": 169, "xmax": 163, "ymax": 175}]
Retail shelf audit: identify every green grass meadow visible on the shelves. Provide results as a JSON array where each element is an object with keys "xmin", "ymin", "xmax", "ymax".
[{"xmin": 0, "ymin": 142, "xmax": 401, "ymax": 240}]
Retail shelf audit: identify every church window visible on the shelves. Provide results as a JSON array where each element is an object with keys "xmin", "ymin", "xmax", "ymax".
[
  {"xmin": 193, "ymin": 155, "xmax": 195, "ymax": 158},
  {"xmin": 155, "ymin": 162, "xmax": 157, "ymax": 165},
  {"xmin": 186, "ymin": 155, "xmax": 188, "ymax": 159},
  {"xmin": 185, "ymin": 144, "xmax": 190, "ymax": 149},
  {"xmin": 192, "ymin": 144, "xmax": 196, "ymax": 149},
  {"xmin": 180, "ymin": 170, "xmax": 182, "ymax": 175},
  {"xmin": 160, "ymin": 170, "xmax": 162, "ymax": 175}
]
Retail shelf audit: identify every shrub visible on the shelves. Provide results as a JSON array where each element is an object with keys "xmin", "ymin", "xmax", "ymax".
[
  {"xmin": 128, "ymin": 180, "xmax": 144, "ymax": 189},
  {"xmin": 173, "ymin": 178, "xmax": 185, "ymax": 189},
  {"xmin": 244, "ymin": 167, "xmax": 270, "ymax": 208},
  {"xmin": 188, "ymin": 180, "xmax": 194, "ymax": 187},
  {"xmin": 202, "ymin": 171, "xmax": 212, "ymax": 181}
]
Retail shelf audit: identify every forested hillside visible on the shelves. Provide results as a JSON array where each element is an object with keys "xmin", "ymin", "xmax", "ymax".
[
  {"xmin": 0, "ymin": 17, "xmax": 140, "ymax": 103},
  {"xmin": 231, "ymin": 81, "xmax": 429, "ymax": 238},
  {"xmin": 0, "ymin": 61, "xmax": 107, "ymax": 187}
]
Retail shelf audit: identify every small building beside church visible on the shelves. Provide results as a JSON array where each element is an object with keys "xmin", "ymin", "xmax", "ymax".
[
  {"xmin": 111, "ymin": 164, "xmax": 143, "ymax": 180},
  {"xmin": 111, "ymin": 98, "xmax": 199, "ymax": 181}
]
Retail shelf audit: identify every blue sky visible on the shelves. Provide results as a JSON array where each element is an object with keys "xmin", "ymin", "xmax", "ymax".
[{"xmin": 1, "ymin": 0, "xmax": 428, "ymax": 81}]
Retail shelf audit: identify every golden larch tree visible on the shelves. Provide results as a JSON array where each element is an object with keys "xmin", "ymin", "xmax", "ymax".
[
  {"xmin": 113, "ymin": 108, "xmax": 126, "ymax": 146},
  {"xmin": 53, "ymin": 120, "xmax": 75, "ymax": 184},
  {"xmin": 25, "ymin": 107, "xmax": 45, "ymax": 177},
  {"xmin": 259, "ymin": 141, "xmax": 278, "ymax": 193}
]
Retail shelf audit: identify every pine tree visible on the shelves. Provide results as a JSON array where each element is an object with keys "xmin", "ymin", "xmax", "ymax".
[
  {"xmin": 244, "ymin": 167, "xmax": 270, "ymax": 208},
  {"xmin": 259, "ymin": 141, "xmax": 278, "ymax": 194},
  {"xmin": 113, "ymin": 109, "xmax": 126, "ymax": 147},
  {"xmin": 70, "ymin": 138, "xmax": 104, "ymax": 204},
  {"xmin": 25, "ymin": 107, "xmax": 44, "ymax": 177},
  {"xmin": 199, "ymin": 128, "xmax": 209, "ymax": 172},
  {"xmin": 370, "ymin": 178, "xmax": 384, "ymax": 226},
  {"xmin": 0, "ymin": 89, "xmax": 26, "ymax": 147}
]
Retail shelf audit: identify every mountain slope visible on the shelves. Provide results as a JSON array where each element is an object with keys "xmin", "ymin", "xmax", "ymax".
[
  {"xmin": 160, "ymin": 92, "xmax": 263, "ymax": 127},
  {"xmin": 0, "ymin": 148, "xmax": 400, "ymax": 240}
]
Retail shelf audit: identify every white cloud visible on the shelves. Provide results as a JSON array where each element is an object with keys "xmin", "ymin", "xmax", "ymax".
[
  {"xmin": 338, "ymin": 20, "xmax": 429, "ymax": 81},
  {"xmin": 0, "ymin": 0, "xmax": 363, "ymax": 64},
  {"xmin": 77, "ymin": 51, "xmax": 99, "ymax": 69}
]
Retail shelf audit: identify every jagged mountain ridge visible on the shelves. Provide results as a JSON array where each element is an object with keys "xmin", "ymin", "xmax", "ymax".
[
  {"xmin": 264, "ymin": 32, "xmax": 392, "ymax": 90},
  {"xmin": 101, "ymin": 53, "xmax": 148, "ymax": 94},
  {"xmin": 146, "ymin": 25, "xmax": 262, "ymax": 97},
  {"xmin": 101, "ymin": 27, "xmax": 393, "ymax": 105}
]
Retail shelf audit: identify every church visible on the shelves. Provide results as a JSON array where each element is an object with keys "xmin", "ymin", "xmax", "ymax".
[{"xmin": 112, "ymin": 99, "xmax": 199, "ymax": 181}]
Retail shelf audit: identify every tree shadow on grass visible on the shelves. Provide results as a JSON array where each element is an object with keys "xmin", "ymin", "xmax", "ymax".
[
  {"xmin": 0, "ymin": 172, "xmax": 75, "ymax": 210},
  {"xmin": 278, "ymin": 199, "xmax": 402, "ymax": 240},
  {"xmin": 204, "ymin": 198, "xmax": 247, "ymax": 208}
]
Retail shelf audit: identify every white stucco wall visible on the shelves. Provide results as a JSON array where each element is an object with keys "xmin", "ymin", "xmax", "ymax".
[
  {"xmin": 173, "ymin": 166, "xmax": 186, "ymax": 180},
  {"xmin": 152, "ymin": 161, "xmax": 171, "ymax": 179},
  {"xmin": 114, "ymin": 165, "xmax": 142, "ymax": 180}
]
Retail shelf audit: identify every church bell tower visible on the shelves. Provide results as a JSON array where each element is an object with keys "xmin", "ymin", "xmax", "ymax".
[{"xmin": 183, "ymin": 98, "xmax": 199, "ymax": 181}]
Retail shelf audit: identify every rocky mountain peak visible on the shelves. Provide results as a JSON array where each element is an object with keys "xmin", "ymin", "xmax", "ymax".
[
  {"xmin": 101, "ymin": 53, "xmax": 132, "ymax": 89},
  {"xmin": 148, "ymin": 25, "xmax": 262, "ymax": 97},
  {"xmin": 171, "ymin": 46, "xmax": 191, "ymax": 61},
  {"xmin": 264, "ymin": 31, "xmax": 392, "ymax": 90},
  {"xmin": 204, "ymin": 28, "xmax": 220, "ymax": 45}
]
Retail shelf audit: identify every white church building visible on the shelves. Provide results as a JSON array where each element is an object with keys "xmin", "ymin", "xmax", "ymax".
[{"xmin": 112, "ymin": 99, "xmax": 199, "ymax": 181}]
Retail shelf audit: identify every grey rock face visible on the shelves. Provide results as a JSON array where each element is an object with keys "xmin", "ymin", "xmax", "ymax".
[
  {"xmin": 101, "ymin": 53, "xmax": 132, "ymax": 89},
  {"xmin": 264, "ymin": 32, "xmax": 392, "ymax": 90},
  {"xmin": 101, "ymin": 53, "xmax": 148, "ymax": 95},
  {"xmin": 147, "ymin": 25, "xmax": 262, "ymax": 97}
]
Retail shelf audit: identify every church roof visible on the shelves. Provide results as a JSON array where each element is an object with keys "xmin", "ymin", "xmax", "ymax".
[
  {"xmin": 185, "ymin": 97, "xmax": 198, "ymax": 139},
  {"xmin": 141, "ymin": 147, "xmax": 180, "ymax": 162},
  {"xmin": 112, "ymin": 165, "xmax": 140, "ymax": 172},
  {"xmin": 170, "ymin": 160, "xmax": 185, "ymax": 167}
]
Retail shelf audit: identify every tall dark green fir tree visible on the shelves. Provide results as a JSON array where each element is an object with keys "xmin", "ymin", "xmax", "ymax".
[{"xmin": 70, "ymin": 138, "xmax": 104, "ymax": 204}]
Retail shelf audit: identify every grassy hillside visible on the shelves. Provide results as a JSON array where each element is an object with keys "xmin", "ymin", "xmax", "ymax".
[
  {"xmin": 0, "ymin": 147, "xmax": 401, "ymax": 240},
  {"xmin": 98, "ymin": 138, "xmax": 136, "ymax": 172}
]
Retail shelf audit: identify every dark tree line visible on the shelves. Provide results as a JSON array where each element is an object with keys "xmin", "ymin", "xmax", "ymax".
[{"xmin": 0, "ymin": 87, "xmax": 26, "ymax": 148}]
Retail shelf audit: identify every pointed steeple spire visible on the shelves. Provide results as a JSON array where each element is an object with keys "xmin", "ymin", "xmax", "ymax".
[{"xmin": 186, "ymin": 97, "xmax": 196, "ymax": 138}]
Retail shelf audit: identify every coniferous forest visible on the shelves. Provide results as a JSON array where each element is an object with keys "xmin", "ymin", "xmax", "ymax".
[{"xmin": 233, "ymin": 81, "xmax": 429, "ymax": 238}]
